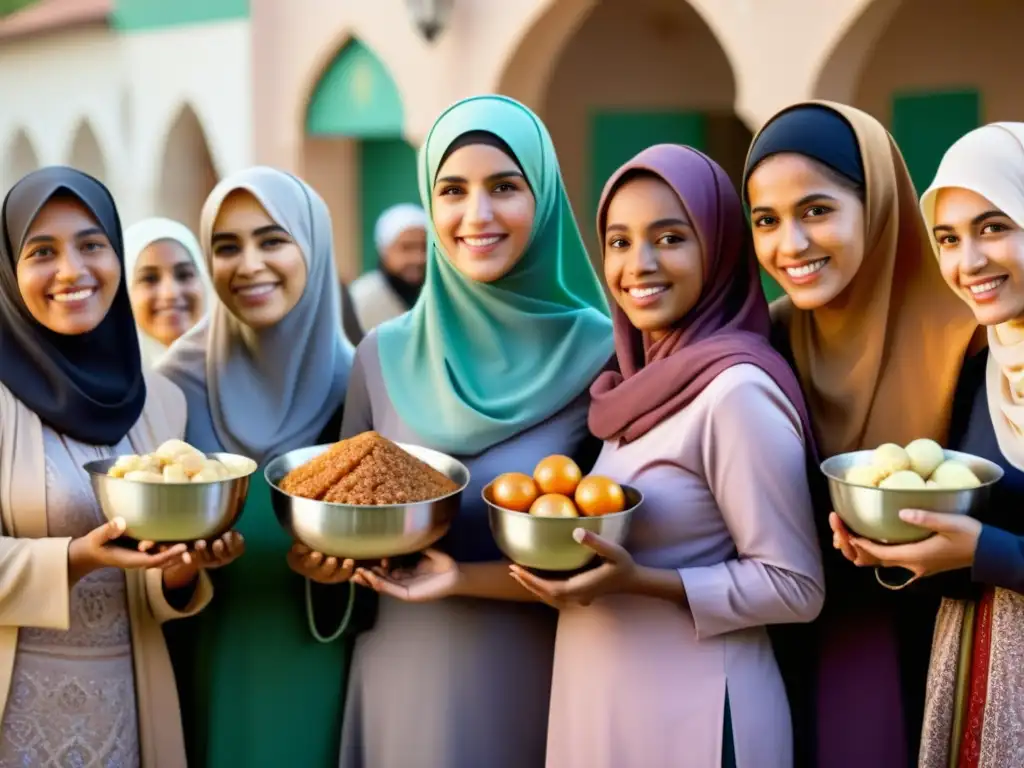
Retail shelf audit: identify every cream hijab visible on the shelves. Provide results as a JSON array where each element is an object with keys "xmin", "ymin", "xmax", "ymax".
[
  {"xmin": 921, "ymin": 123, "xmax": 1024, "ymax": 470},
  {"xmin": 124, "ymin": 218, "xmax": 214, "ymax": 368},
  {"xmin": 158, "ymin": 167, "xmax": 353, "ymax": 465}
]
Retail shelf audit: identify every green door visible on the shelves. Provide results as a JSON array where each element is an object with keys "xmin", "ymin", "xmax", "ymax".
[
  {"xmin": 891, "ymin": 89, "xmax": 981, "ymax": 194},
  {"xmin": 589, "ymin": 111, "xmax": 707, "ymax": 219},
  {"xmin": 306, "ymin": 39, "xmax": 419, "ymax": 275},
  {"xmin": 358, "ymin": 139, "xmax": 420, "ymax": 273}
]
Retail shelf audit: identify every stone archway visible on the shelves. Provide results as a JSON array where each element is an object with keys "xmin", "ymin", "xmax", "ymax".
[
  {"xmin": 303, "ymin": 37, "xmax": 419, "ymax": 282},
  {"xmin": 1, "ymin": 128, "xmax": 40, "ymax": 191},
  {"xmin": 67, "ymin": 119, "xmax": 109, "ymax": 184},
  {"xmin": 156, "ymin": 104, "xmax": 218, "ymax": 236},
  {"xmin": 497, "ymin": 0, "xmax": 770, "ymax": 295}
]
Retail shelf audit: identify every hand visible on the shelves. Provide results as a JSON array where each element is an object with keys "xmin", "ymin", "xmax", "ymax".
[
  {"xmin": 847, "ymin": 509, "xmax": 983, "ymax": 579},
  {"xmin": 156, "ymin": 531, "xmax": 246, "ymax": 590},
  {"xmin": 68, "ymin": 517, "xmax": 188, "ymax": 586},
  {"xmin": 509, "ymin": 528, "xmax": 637, "ymax": 608},
  {"xmin": 829, "ymin": 513, "xmax": 881, "ymax": 567},
  {"xmin": 286, "ymin": 543, "xmax": 354, "ymax": 585},
  {"xmin": 353, "ymin": 549, "xmax": 460, "ymax": 602}
]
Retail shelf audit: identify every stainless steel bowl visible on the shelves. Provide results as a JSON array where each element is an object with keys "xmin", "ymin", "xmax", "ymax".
[
  {"xmin": 84, "ymin": 452, "xmax": 254, "ymax": 542},
  {"xmin": 821, "ymin": 449, "xmax": 1004, "ymax": 544},
  {"xmin": 265, "ymin": 443, "xmax": 470, "ymax": 559},
  {"xmin": 485, "ymin": 484, "xmax": 642, "ymax": 571}
]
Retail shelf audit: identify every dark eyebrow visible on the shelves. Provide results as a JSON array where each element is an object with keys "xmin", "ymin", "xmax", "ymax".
[
  {"xmin": 750, "ymin": 193, "xmax": 839, "ymax": 217},
  {"xmin": 933, "ymin": 210, "xmax": 1009, "ymax": 235},
  {"xmin": 605, "ymin": 218, "xmax": 692, "ymax": 234},
  {"xmin": 211, "ymin": 224, "xmax": 289, "ymax": 243},
  {"xmin": 973, "ymin": 209, "xmax": 1007, "ymax": 226},
  {"xmin": 434, "ymin": 170, "xmax": 525, "ymax": 186},
  {"xmin": 23, "ymin": 226, "xmax": 105, "ymax": 247}
]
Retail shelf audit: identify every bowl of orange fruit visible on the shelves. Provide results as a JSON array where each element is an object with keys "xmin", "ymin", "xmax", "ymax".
[{"xmin": 483, "ymin": 454, "xmax": 643, "ymax": 572}]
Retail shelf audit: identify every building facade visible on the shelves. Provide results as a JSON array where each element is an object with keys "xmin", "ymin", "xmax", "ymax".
[{"xmin": 1, "ymin": 0, "xmax": 1021, "ymax": 284}]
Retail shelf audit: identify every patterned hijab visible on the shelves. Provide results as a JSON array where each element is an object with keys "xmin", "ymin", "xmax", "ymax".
[
  {"xmin": 376, "ymin": 95, "xmax": 613, "ymax": 455},
  {"xmin": 0, "ymin": 166, "xmax": 145, "ymax": 445},
  {"xmin": 158, "ymin": 167, "xmax": 353, "ymax": 465}
]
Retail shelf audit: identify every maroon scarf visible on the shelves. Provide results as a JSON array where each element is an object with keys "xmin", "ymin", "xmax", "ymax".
[{"xmin": 588, "ymin": 144, "xmax": 814, "ymax": 452}]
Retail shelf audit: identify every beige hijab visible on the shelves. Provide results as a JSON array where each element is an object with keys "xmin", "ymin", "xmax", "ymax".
[
  {"xmin": 749, "ymin": 101, "xmax": 978, "ymax": 455},
  {"xmin": 921, "ymin": 123, "xmax": 1024, "ymax": 471}
]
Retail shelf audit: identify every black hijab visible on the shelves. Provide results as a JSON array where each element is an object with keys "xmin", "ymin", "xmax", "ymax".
[{"xmin": 0, "ymin": 167, "xmax": 146, "ymax": 445}]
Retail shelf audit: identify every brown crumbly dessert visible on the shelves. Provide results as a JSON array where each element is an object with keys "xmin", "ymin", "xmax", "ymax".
[{"xmin": 279, "ymin": 431, "xmax": 459, "ymax": 505}]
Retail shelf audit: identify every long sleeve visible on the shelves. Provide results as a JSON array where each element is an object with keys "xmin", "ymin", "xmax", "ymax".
[
  {"xmin": 0, "ymin": 536, "xmax": 72, "ymax": 629},
  {"xmin": 680, "ymin": 372, "xmax": 825, "ymax": 639},
  {"xmin": 972, "ymin": 524, "xmax": 1024, "ymax": 594},
  {"xmin": 144, "ymin": 567, "xmax": 213, "ymax": 623},
  {"xmin": 340, "ymin": 336, "xmax": 375, "ymax": 439}
]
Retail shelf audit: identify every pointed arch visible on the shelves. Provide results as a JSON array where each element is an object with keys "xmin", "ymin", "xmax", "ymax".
[
  {"xmin": 1, "ymin": 128, "xmax": 40, "ymax": 190},
  {"xmin": 305, "ymin": 37, "xmax": 404, "ymax": 138},
  {"xmin": 67, "ymin": 119, "xmax": 108, "ymax": 183},
  {"xmin": 157, "ymin": 103, "xmax": 218, "ymax": 236}
]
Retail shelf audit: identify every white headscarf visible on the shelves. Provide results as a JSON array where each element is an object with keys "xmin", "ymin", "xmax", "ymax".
[
  {"xmin": 921, "ymin": 123, "xmax": 1024, "ymax": 470},
  {"xmin": 158, "ymin": 167, "xmax": 354, "ymax": 465},
  {"xmin": 124, "ymin": 217, "xmax": 214, "ymax": 367},
  {"xmin": 373, "ymin": 203, "xmax": 427, "ymax": 253}
]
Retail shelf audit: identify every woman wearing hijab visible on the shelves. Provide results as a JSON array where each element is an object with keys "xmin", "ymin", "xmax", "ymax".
[
  {"xmin": 325, "ymin": 94, "xmax": 613, "ymax": 768},
  {"xmin": 124, "ymin": 217, "xmax": 213, "ymax": 367},
  {"xmin": 742, "ymin": 102, "xmax": 980, "ymax": 768},
  {"xmin": 157, "ymin": 167, "xmax": 354, "ymax": 767},
  {"xmin": 833, "ymin": 123, "xmax": 1024, "ymax": 767},
  {"xmin": 348, "ymin": 202, "xmax": 428, "ymax": 332},
  {"xmin": 0, "ymin": 167, "xmax": 240, "ymax": 766},
  {"xmin": 510, "ymin": 145, "xmax": 824, "ymax": 768}
]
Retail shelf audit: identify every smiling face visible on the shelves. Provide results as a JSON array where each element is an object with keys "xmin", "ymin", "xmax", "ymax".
[
  {"xmin": 747, "ymin": 153, "xmax": 866, "ymax": 310},
  {"xmin": 15, "ymin": 195, "xmax": 121, "ymax": 335},
  {"xmin": 130, "ymin": 239, "xmax": 206, "ymax": 345},
  {"xmin": 209, "ymin": 190, "xmax": 307, "ymax": 330},
  {"xmin": 932, "ymin": 187, "xmax": 1024, "ymax": 326},
  {"xmin": 431, "ymin": 143, "xmax": 536, "ymax": 283},
  {"xmin": 603, "ymin": 174, "xmax": 704, "ymax": 340}
]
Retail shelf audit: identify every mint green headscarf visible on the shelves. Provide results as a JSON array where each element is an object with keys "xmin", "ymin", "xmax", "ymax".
[{"xmin": 377, "ymin": 94, "xmax": 613, "ymax": 456}]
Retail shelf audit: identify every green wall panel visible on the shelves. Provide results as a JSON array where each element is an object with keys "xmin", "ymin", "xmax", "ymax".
[
  {"xmin": 358, "ymin": 139, "xmax": 420, "ymax": 273},
  {"xmin": 892, "ymin": 89, "xmax": 981, "ymax": 194},
  {"xmin": 307, "ymin": 40, "xmax": 404, "ymax": 139},
  {"xmin": 113, "ymin": 0, "xmax": 247, "ymax": 30},
  {"xmin": 589, "ymin": 110, "xmax": 707, "ymax": 220}
]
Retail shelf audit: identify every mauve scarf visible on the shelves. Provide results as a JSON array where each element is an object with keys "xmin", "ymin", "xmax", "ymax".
[{"xmin": 588, "ymin": 143, "xmax": 814, "ymax": 453}]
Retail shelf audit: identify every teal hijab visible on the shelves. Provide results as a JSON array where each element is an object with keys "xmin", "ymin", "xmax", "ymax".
[{"xmin": 377, "ymin": 94, "xmax": 613, "ymax": 456}]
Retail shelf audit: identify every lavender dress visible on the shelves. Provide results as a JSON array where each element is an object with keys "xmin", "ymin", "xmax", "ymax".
[{"xmin": 337, "ymin": 332, "xmax": 594, "ymax": 768}]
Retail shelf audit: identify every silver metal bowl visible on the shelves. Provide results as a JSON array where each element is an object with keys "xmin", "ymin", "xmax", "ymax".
[
  {"xmin": 821, "ymin": 449, "xmax": 1004, "ymax": 544},
  {"xmin": 485, "ymin": 484, "xmax": 642, "ymax": 571},
  {"xmin": 84, "ymin": 452, "xmax": 254, "ymax": 542},
  {"xmin": 265, "ymin": 443, "xmax": 470, "ymax": 560}
]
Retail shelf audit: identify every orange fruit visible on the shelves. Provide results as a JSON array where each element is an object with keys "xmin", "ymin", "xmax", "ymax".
[
  {"xmin": 528, "ymin": 493, "xmax": 579, "ymax": 518},
  {"xmin": 533, "ymin": 455, "xmax": 583, "ymax": 496},
  {"xmin": 491, "ymin": 472, "xmax": 539, "ymax": 513},
  {"xmin": 574, "ymin": 475, "xmax": 626, "ymax": 517}
]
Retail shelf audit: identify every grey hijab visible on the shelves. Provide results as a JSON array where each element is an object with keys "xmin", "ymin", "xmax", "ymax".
[{"xmin": 158, "ymin": 167, "xmax": 353, "ymax": 465}]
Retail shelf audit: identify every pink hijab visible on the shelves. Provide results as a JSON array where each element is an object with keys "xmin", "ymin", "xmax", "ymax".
[{"xmin": 588, "ymin": 144, "xmax": 813, "ymax": 451}]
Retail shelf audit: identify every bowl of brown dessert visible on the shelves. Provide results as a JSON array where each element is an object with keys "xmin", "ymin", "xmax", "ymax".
[{"xmin": 265, "ymin": 431, "xmax": 470, "ymax": 559}]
